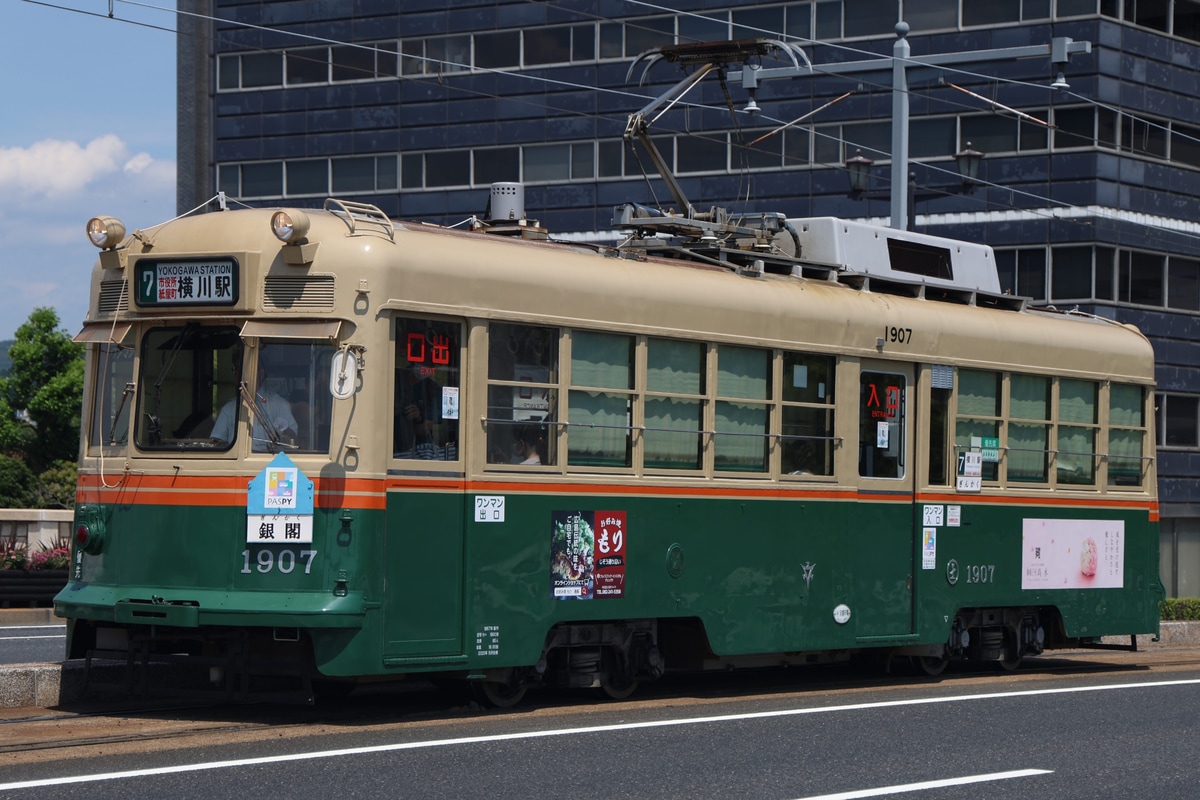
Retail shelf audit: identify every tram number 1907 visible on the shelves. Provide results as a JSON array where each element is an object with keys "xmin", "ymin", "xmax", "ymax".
[
  {"xmin": 241, "ymin": 548, "xmax": 318, "ymax": 575},
  {"xmin": 883, "ymin": 326, "xmax": 913, "ymax": 344},
  {"xmin": 965, "ymin": 564, "xmax": 996, "ymax": 583}
]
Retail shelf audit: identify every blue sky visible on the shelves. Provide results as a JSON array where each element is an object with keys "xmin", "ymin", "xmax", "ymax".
[{"xmin": 0, "ymin": 0, "xmax": 177, "ymax": 340}]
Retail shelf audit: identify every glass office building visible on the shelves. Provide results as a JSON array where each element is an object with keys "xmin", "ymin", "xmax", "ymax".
[{"xmin": 178, "ymin": 0, "xmax": 1200, "ymax": 596}]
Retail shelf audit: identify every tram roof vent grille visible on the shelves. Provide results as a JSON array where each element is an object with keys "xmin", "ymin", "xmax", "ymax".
[
  {"xmin": 263, "ymin": 274, "xmax": 335, "ymax": 312},
  {"xmin": 98, "ymin": 279, "xmax": 129, "ymax": 314}
]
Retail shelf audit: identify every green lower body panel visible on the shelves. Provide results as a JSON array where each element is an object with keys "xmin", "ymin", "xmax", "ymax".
[{"xmin": 56, "ymin": 583, "xmax": 366, "ymax": 629}]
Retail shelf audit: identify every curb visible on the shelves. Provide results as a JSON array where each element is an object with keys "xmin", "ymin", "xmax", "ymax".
[{"xmin": 0, "ymin": 608, "xmax": 60, "ymax": 626}]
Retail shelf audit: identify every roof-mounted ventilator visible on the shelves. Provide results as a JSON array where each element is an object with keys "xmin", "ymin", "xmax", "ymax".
[{"xmin": 474, "ymin": 182, "xmax": 549, "ymax": 240}]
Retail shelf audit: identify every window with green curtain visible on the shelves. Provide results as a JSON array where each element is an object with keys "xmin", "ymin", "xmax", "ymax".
[
  {"xmin": 568, "ymin": 331, "xmax": 633, "ymax": 467},
  {"xmin": 718, "ymin": 345, "xmax": 769, "ymax": 399},
  {"xmin": 571, "ymin": 331, "xmax": 632, "ymax": 389},
  {"xmin": 1108, "ymin": 383, "xmax": 1145, "ymax": 486},
  {"xmin": 646, "ymin": 338, "xmax": 704, "ymax": 470},
  {"xmin": 955, "ymin": 369, "xmax": 1000, "ymax": 480},
  {"xmin": 716, "ymin": 346, "xmax": 770, "ymax": 472},
  {"xmin": 715, "ymin": 400, "xmax": 769, "ymax": 471},
  {"xmin": 568, "ymin": 391, "xmax": 631, "ymax": 467},
  {"xmin": 1009, "ymin": 373, "xmax": 1050, "ymax": 482},
  {"xmin": 1058, "ymin": 378, "xmax": 1097, "ymax": 485}
]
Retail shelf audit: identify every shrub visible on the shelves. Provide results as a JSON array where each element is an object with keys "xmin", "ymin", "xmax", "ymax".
[{"xmin": 1161, "ymin": 598, "xmax": 1200, "ymax": 621}]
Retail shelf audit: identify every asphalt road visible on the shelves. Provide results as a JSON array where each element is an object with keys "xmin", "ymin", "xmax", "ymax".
[
  {"xmin": 2, "ymin": 651, "xmax": 1199, "ymax": 799},
  {"xmin": 0, "ymin": 623, "xmax": 64, "ymax": 665}
]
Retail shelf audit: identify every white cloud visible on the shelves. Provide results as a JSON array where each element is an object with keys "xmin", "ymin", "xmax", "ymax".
[
  {"xmin": 0, "ymin": 135, "xmax": 131, "ymax": 199},
  {"xmin": 124, "ymin": 151, "xmax": 154, "ymax": 174},
  {"xmin": 0, "ymin": 135, "xmax": 175, "ymax": 337}
]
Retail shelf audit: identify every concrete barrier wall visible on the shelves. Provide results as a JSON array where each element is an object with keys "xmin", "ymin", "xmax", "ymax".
[{"xmin": 0, "ymin": 509, "xmax": 73, "ymax": 551}]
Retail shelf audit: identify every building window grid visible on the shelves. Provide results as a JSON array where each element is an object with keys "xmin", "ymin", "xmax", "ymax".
[
  {"xmin": 213, "ymin": 0, "xmax": 1200, "ymax": 96},
  {"xmin": 217, "ymin": 156, "xmax": 397, "ymax": 200},
  {"xmin": 989, "ymin": 244, "xmax": 1200, "ymax": 316},
  {"xmin": 1157, "ymin": 393, "xmax": 1200, "ymax": 448}
]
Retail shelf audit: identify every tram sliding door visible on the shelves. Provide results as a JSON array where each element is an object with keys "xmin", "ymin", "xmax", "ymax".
[{"xmin": 852, "ymin": 360, "xmax": 916, "ymax": 638}]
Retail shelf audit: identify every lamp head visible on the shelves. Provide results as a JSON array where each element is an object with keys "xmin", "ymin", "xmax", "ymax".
[{"xmin": 845, "ymin": 149, "xmax": 875, "ymax": 194}]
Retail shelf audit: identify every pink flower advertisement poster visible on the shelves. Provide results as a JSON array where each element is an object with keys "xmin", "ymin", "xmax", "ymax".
[{"xmin": 1021, "ymin": 518, "xmax": 1124, "ymax": 590}]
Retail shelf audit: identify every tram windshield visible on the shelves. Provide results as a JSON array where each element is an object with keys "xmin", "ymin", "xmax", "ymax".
[{"xmin": 132, "ymin": 325, "xmax": 335, "ymax": 453}]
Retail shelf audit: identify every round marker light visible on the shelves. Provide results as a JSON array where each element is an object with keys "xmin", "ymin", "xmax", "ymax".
[
  {"xmin": 75, "ymin": 522, "xmax": 105, "ymax": 555},
  {"xmin": 271, "ymin": 209, "xmax": 310, "ymax": 243},
  {"xmin": 86, "ymin": 216, "xmax": 126, "ymax": 250}
]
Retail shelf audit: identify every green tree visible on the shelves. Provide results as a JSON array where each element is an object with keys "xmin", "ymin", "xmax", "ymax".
[
  {"xmin": 2, "ymin": 308, "xmax": 85, "ymax": 475},
  {"xmin": 35, "ymin": 459, "xmax": 78, "ymax": 509},
  {"xmin": 0, "ymin": 455, "xmax": 35, "ymax": 508},
  {"xmin": 0, "ymin": 392, "xmax": 34, "ymax": 454}
]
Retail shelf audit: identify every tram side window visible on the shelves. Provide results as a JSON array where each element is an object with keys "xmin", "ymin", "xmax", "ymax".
[
  {"xmin": 250, "ymin": 340, "xmax": 336, "ymax": 454},
  {"xmin": 715, "ymin": 345, "xmax": 770, "ymax": 473},
  {"xmin": 393, "ymin": 317, "xmax": 461, "ymax": 461},
  {"xmin": 135, "ymin": 325, "xmax": 242, "ymax": 451},
  {"xmin": 781, "ymin": 352, "xmax": 835, "ymax": 476},
  {"xmin": 568, "ymin": 331, "xmax": 634, "ymax": 468},
  {"xmin": 1058, "ymin": 379, "xmax": 1098, "ymax": 485},
  {"xmin": 88, "ymin": 343, "xmax": 135, "ymax": 447},
  {"xmin": 927, "ymin": 364, "xmax": 954, "ymax": 485},
  {"xmin": 645, "ymin": 338, "xmax": 705, "ymax": 471},
  {"xmin": 859, "ymin": 371, "xmax": 905, "ymax": 479},
  {"xmin": 954, "ymin": 370, "xmax": 1000, "ymax": 482},
  {"xmin": 1108, "ymin": 383, "xmax": 1146, "ymax": 487},
  {"xmin": 1008, "ymin": 373, "xmax": 1051, "ymax": 483},
  {"xmin": 486, "ymin": 322, "xmax": 557, "ymax": 466}
]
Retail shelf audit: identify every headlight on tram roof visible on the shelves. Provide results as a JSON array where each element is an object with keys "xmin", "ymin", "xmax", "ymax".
[
  {"xmin": 271, "ymin": 209, "xmax": 310, "ymax": 243},
  {"xmin": 86, "ymin": 216, "xmax": 126, "ymax": 250}
]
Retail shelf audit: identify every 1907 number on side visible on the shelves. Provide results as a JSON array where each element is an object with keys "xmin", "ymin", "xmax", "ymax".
[{"xmin": 241, "ymin": 548, "xmax": 318, "ymax": 575}]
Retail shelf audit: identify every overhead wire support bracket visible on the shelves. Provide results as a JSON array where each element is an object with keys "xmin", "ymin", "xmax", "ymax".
[
  {"xmin": 624, "ymin": 38, "xmax": 811, "ymax": 222},
  {"xmin": 726, "ymin": 25, "xmax": 1092, "ymax": 230}
]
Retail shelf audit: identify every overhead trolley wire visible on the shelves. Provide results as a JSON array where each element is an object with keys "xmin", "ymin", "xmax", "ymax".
[{"xmin": 24, "ymin": 0, "xmax": 1200, "ymax": 254}]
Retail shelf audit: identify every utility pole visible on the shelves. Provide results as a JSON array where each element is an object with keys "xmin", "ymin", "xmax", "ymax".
[{"xmin": 729, "ymin": 22, "xmax": 1091, "ymax": 230}]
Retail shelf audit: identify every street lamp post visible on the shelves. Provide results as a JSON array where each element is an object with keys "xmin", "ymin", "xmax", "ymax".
[{"xmin": 846, "ymin": 143, "xmax": 985, "ymax": 230}]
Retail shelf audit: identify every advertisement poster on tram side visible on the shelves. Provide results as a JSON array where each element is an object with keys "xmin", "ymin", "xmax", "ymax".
[
  {"xmin": 593, "ymin": 511, "xmax": 627, "ymax": 598},
  {"xmin": 550, "ymin": 510, "xmax": 627, "ymax": 599},
  {"xmin": 1021, "ymin": 518, "xmax": 1124, "ymax": 590}
]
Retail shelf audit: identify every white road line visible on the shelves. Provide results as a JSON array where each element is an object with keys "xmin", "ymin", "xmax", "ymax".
[
  {"xmin": 794, "ymin": 769, "xmax": 1052, "ymax": 799},
  {"xmin": 0, "ymin": 634, "xmax": 64, "ymax": 641},
  {"xmin": 0, "ymin": 626, "xmax": 64, "ymax": 631},
  {"xmin": 1, "ymin": 677, "xmax": 1198, "ymax": 792}
]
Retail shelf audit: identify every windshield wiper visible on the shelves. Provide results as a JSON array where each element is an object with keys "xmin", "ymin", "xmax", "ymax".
[
  {"xmin": 238, "ymin": 382, "xmax": 290, "ymax": 452},
  {"xmin": 107, "ymin": 382, "xmax": 135, "ymax": 445}
]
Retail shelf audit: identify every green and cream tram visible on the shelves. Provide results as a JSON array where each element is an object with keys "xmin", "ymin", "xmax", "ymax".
[{"xmin": 58, "ymin": 197, "xmax": 1162, "ymax": 702}]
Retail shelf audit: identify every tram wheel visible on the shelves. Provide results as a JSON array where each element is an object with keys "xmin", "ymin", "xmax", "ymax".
[
  {"xmin": 915, "ymin": 654, "xmax": 949, "ymax": 676},
  {"xmin": 476, "ymin": 679, "xmax": 527, "ymax": 708},
  {"xmin": 998, "ymin": 651, "xmax": 1023, "ymax": 672},
  {"xmin": 599, "ymin": 673, "xmax": 639, "ymax": 700}
]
